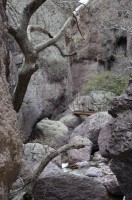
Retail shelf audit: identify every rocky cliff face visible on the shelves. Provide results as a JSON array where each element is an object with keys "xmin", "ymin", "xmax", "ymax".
[
  {"xmin": 67, "ymin": 0, "xmax": 132, "ymax": 92},
  {"xmin": 0, "ymin": 2, "xmax": 22, "ymax": 199}
]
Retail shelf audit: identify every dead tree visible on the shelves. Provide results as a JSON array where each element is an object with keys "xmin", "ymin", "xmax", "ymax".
[
  {"xmin": 7, "ymin": 0, "xmax": 95, "ymax": 112},
  {"xmin": 9, "ymin": 143, "xmax": 85, "ymax": 200}
]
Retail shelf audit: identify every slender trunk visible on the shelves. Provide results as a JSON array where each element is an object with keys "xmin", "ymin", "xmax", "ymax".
[{"xmin": 13, "ymin": 62, "xmax": 38, "ymax": 112}]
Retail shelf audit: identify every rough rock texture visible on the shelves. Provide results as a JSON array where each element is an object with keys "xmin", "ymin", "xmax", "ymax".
[
  {"xmin": 0, "ymin": 2, "xmax": 22, "ymax": 199},
  {"xmin": 98, "ymin": 79, "xmax": 132, "ymax": 200},
  {"xmin": 70, "ymin": 91, "xmax": 115, "ymax": 112},
  {"xmin": 13, "ymin": 143, "xmax": 62, "ymax": 190},
  {"xmin": 32, "ymin": 119, "xmax": 69, "ymax": 148},
  {"xmin": 99, "ymin": 111, "xmax": 132, "ymax": 158},
  {"xmin": 63, "ymin": 150, "xmax": 122, "ymax": 197},
  {"xmin": 68, "ymin": 136, "xmax": 92, "ymax": 165},
  {"xmin": 85, "ymin": 167, "xmax": 103, "ymax": 177},
  {"xmin": 104, "ymin": 176, "xmax": 123, "ymax": 196},
  {"xmin": 23, "ymin": 143, "xmax": 61, "ymax": 168},
  {"xmin": 34, "ymin": 173, "xmax": 108, "ymax": 200},
  {"xmin": 59, "ymin": 113, "xmax": 82, "ymax": 132},
  {"xmin": 67, "ymin": 0, "xmax": 132, "ymax": 92},
  {"xmin": 8, "ymin": 0, "xmax": 74, "ymax": 141},
  {"xmin": 71, "ymin": 112, "xmax": 112, "ymax": 150}
]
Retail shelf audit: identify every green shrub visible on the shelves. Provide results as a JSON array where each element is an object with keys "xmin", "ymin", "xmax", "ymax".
[{"xmin": 83, "ymin": 71, "xmax": 129, "ymax": 96}]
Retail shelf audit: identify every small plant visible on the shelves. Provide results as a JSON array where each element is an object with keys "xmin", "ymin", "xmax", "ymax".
[{"xmin": 83, "ymin": 71, "xmax": 129, "ymax": 96}]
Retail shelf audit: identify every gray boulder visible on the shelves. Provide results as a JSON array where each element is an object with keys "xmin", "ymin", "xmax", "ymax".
[
  {"xmin": 59, "ymin": 113, "xmax": 82, "ymax": 131},
  {"xmin": 71, "ymin": 112, "xmax": 112, "ymax": 150},
  {"xmin": 98, "ymin": 111, "xmax": 132, "ymax": 158},
  {"xmin": 33, "ymin": 173, "xmax": 109, "ymax": 200},
  {"xmin": 68, "ymin": 136, "xmax": 92, "ymax": 165},
  {"xmin": 85, "ymin": 167, "xmax": 103, "ymax": 177},
  {"xmin": 33, "ymin": 119, "xmax": 69, "ymax": 148},
  {"xmin": 104, "ymin": 176, "xmax": 123, "ymax": 196},
  {"xmin": 98, "ymin": 110, "xmax": 132, "ymax": 200}
]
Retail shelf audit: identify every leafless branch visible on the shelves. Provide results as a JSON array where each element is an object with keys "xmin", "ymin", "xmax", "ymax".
[
  {"xmin": 9, "ymin": 143, "xmax": 85, "ymax": 200},
  {"xmin": 27, "ymin": 25, "xmax": 77, "ymax": 57},
  {"xmin": 35, "ymin": 1, "xmax": 94, "ymax": 53},
  {"xmin": 20, "ymin": 0, "xmax": 47, "ymax": 31}
]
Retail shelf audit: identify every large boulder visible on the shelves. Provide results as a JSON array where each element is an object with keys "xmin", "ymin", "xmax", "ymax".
[
  {"xmin": 32, "ymin": 119, "xmax": 69, "ymax": 148},
  {"xmin": 99, "ymin": 111, "xmax": 132, "ymax": 200},
  {"xmin": 34, "ymin": 173, "xmax": 109, "ymax": 200},
  {"xmin": 104, "ymin": 176, "xmax": 123, "ymax": 196},
  {"xmin": 68, "ymin": 136, "xmax": 92, "ymax": 165},
  {"xmin": 99, "ymin": 79, "xmax": 132, "ymax": 200},
  {"xmin": 99, "ymin": 111, "xmax": 132, "ymax": 158},
  {"xmin": 59, "ymin": 113, "xmax": 82, "ymax": 132},
  {"xmin": 71, "ymin": 112, "xmax": 112, "ymax": 150}
]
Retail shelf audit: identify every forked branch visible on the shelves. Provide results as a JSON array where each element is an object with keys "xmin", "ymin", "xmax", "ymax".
[{"xmin": 27, "ymin": 25, "xmax": 77, "ymax": 57}]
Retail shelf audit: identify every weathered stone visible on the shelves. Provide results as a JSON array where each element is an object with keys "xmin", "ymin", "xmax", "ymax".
[
  {"xmin": 33, "ymin": 119, "xmax": 69, "ymax": 148},
  {"xmin": 24, "ymin": 143, "xmax": 61, "ymax": 169},
  {"xmin": 59, "ymin": 113, "xmax": 82, "ymax": 131},
  {"xmin": 68, "ymin": 136, "xmax": 92, "ymax": 165},
  {"xmin": 98, "ymin": 111, "xmax": 132, "ymax": 158},
  {"xmin": 34, "ymin": 173, "xmax": 109, "ymax": 200},
  {"xmin": 0, "ymin": 2, "xmax": 22, "ymax": 199},
  {"xmin": 85, "ymin": 167, "xmax": 103, "ymax": 177},
  {"xmin": 99, "ymin": 80, "xmax": 132, "ymax": 200},
  {"xmin": 110, "ymin": 154, "xmax": 132, "ymax": 200},
  {"xmin": 13, "ymin": 143, "xmax": 62, "ymax": 190},
  {"xmin": 67, "ymin": 0, "xmax": 132, "ymax": 92},
  {"xmin": 71, "ymin": 112, "xmax": 112, "ymax": 150},
  {"xmin": 92, "ymin": 151, "xmax": 109, "ymax": 163},
  {"xmin": 104, "ymin": 176, "xmax": 123, "ymax": 196}
]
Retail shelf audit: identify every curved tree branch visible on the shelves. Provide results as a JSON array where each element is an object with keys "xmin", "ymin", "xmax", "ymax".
[
  {"xmin": 9, "ymin": 143, "xmax": 85, "ymax": 200},
  {"xmin": 35, "ymin": 2, "xmax": 93, "ymax": 53},
  {"xmin": 20, "ymin": 0, "xmax": 47, "ymax": 31},
  {"xmin": 27, "ymin": 25, "xmax": 77, "ymax": 57}
]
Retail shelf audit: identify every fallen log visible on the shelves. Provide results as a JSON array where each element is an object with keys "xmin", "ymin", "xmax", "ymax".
[{"xmin": 73, "ymin": 110, "xmax": 95, "ymax": 116}]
